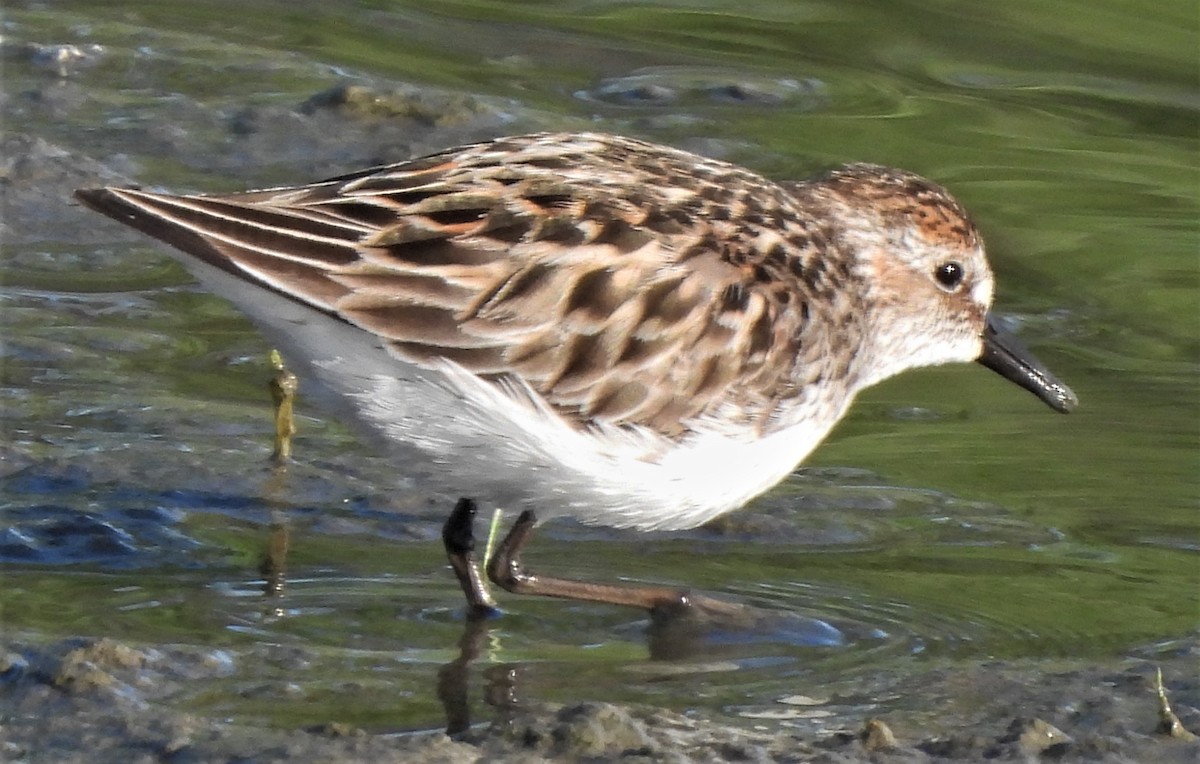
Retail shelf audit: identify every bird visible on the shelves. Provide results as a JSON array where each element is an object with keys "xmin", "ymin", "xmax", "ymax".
[{"xmin": 74, "ymin": 131, "xmax": 1077, "ymax": 617}]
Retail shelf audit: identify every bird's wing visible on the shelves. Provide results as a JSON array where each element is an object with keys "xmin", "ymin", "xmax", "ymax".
[{"xmin": 76, "ymin": 133, "xmax": 814, "ymax": 436}]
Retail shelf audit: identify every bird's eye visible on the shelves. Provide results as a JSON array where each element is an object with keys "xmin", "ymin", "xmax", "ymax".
[{"xmin": 934, "ymin": 261, "xmax": 964, "ymax": 291}]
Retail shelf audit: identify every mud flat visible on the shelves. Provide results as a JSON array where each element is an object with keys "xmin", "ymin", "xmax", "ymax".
[{"xmin": 1, "ymin": 633, "xmax": 1196, "ymax": 763}]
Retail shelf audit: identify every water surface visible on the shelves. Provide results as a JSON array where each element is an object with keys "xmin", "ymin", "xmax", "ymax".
[{"xmin": 2, "ymin": 0, "xmax": 1196, "ymax": 734}]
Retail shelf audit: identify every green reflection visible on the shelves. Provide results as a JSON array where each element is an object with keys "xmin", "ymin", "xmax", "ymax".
[{"xmin": 3, "ymin": 0, "xmax": 1196, "ymax": 733}]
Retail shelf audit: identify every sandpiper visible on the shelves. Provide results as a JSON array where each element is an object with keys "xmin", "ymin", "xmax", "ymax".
[{"xmin": 75, "ymin": 132, "xmax": 1077, "ymax": 616}]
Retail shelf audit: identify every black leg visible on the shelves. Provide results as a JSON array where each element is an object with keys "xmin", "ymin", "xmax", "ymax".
[
  {"xmin": 485, "ymin": 510, "xmax": 744, "ymax": 614},
  {"xmin": 442, "ymin": 498, "xmax": 499, "ymax": 617}
]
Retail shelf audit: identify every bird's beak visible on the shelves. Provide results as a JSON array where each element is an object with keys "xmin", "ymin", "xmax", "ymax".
[{"xmin": 977, "ymin": 315, "xmax": 1078, "ymax": 413}]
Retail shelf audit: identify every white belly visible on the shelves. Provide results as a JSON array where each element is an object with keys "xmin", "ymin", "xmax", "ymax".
[{"xmin": 174, "ymin": 254, "xmax": 847, "ymax": 531}]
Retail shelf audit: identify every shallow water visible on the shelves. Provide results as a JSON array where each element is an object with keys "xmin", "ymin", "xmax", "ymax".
[{"xmin": 2, "ymin": 0, "xmax": 1197, "ymax": 735}]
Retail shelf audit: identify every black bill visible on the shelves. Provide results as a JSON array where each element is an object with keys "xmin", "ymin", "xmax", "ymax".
[{"xmin": 977, "ymin": 315, "xmax": 1078, "ymax": 413}]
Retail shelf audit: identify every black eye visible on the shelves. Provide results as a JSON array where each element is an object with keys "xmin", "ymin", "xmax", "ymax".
[{"xmin": 934, "ymin": 261, "xmax": 964, "ymax": 290}]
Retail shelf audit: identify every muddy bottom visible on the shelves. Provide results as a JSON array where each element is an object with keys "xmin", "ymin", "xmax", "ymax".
[{"xmin": 1, "ymin": 633, "xmax": 1197, "ymax": 763}]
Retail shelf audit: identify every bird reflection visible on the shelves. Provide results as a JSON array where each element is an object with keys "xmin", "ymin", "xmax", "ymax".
[{"xmin": 432, "ymin": 595, "xmax": 844, "ymax": 735}]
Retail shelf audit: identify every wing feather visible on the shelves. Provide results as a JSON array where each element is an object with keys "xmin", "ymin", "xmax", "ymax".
[{"xmin": 76, "ymin": 133, "xmax": 816, "ymax": 438}]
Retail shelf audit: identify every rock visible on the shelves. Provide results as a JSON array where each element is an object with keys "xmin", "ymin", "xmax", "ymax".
[
  {"xmin": 860, "ymin": 717, "xmax": 898, "ymax": 751},
  {"xmin": 53, "ymin": 638, "xmax": 147, "ymax": 696},
  {"xmin": 994, "ymin": 716, "xmax": 1072, "ymax": 757}
]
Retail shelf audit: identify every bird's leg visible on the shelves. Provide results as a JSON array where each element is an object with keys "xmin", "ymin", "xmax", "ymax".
[
  {"xmin": 442, "ymin": 498, "xmax": 499, "ymax": 617},
  {"xmin": 487, "ymin": 510, "xmax": 738, "ymax": 614}
]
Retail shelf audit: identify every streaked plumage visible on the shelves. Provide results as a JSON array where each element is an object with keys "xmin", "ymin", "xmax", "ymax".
[{"xmin": 75, "ymin": 132, "xmax": 1076, "ymax": 536}]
